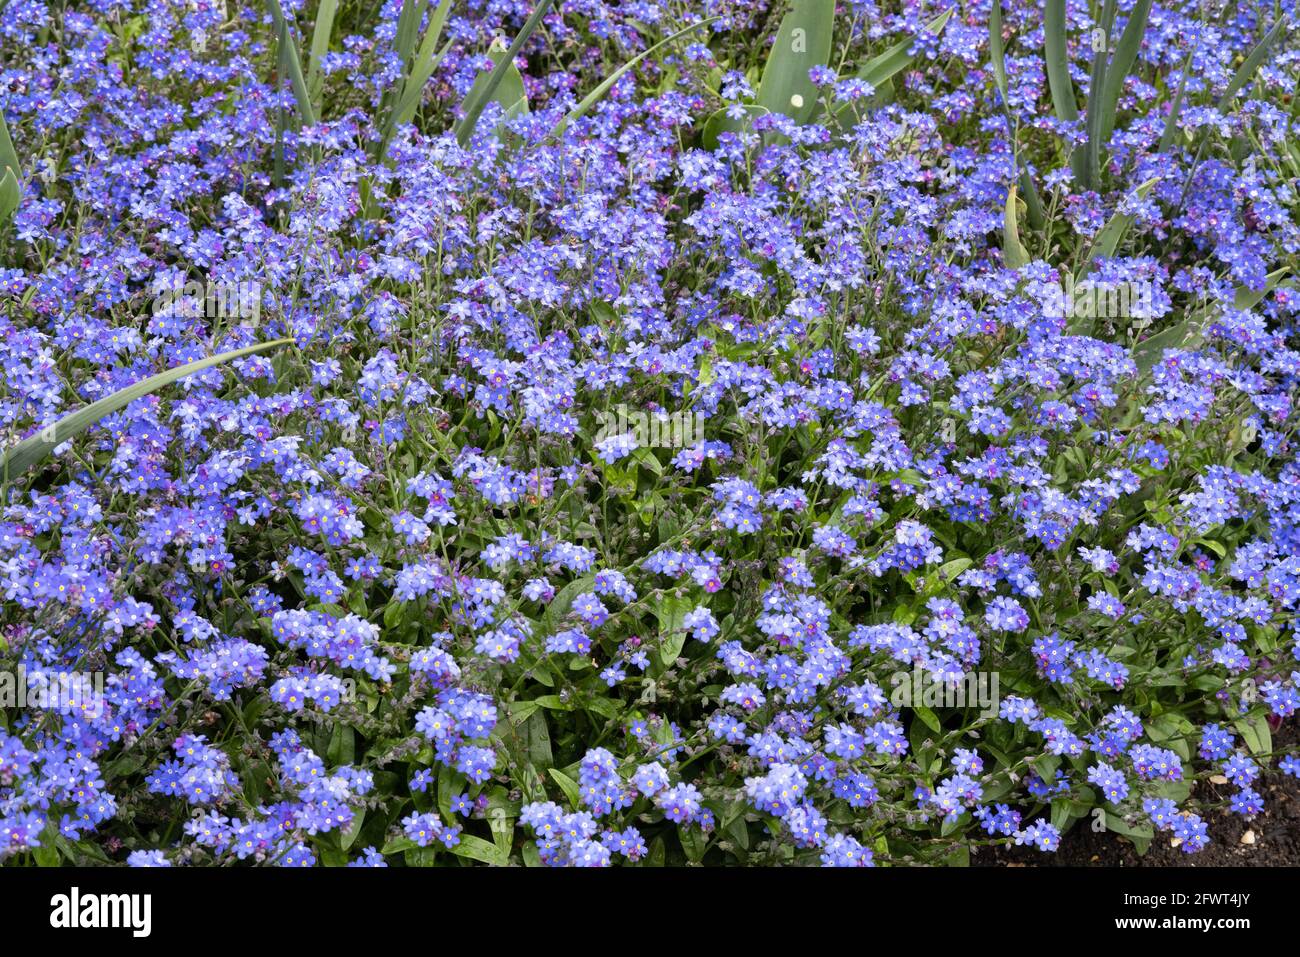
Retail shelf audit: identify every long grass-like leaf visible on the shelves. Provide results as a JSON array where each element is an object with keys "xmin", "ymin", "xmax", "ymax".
[
  {"xmin": 274, "ymin": 19, "xmax": 290, "ymax": 193},
  {"xmin": 1017, "ymin": 168, "xmax": 1044, "ymax": 231},
  {"xmin": 1168, "ymin": 18, "xmax": 1285, "ymax": 220},
  {"xmin": 826, "ymin": 9, "xmax": 950, "ymax": 132},
  {"xmin": 1131, "ymin": 320, "xmax": 1194, "ymax": 373},
  {"xmin": 756, "ymin": 0, "xmax": 835, "ymax": 125},
  {"xmin": 1, "ymin": 339, "xmax": 293, "ymax": 480},
  {"xmin": 859, "ymin": 7, "xmax": 954, "ymax": 88},
  {"xmin": 989, "ymin": 3, "xmax": 1044, "ymax": 230},
  {"xmin": 1079, "ymin": 176, "xmax": 1158, "ymax": 272},
  {"xmin": 384, "ymin": 41, "xmax": 454, "ymax": 144},
  {"xmin": 0, "ymin": 112, "xmax": 20, "ymax": 224},
  {"xmin": 1133, "ymin": 267, "xmax": 1291, "ymax": 373},
  {"xmin": 374, "ymin": 0, "xmax": 454, "ymax": 160},
  {"xmin": 1044, "ymin": 0, "xmax": 1087, "ymax": 183},
  {"xmin": 306, "ymin": 0, "xmax": 339, "ymax": 107},
  {"xmin": 376, "ymin": 0, "xmax": 424, "ymax": 131},
  {"xmin": 1043, "ymin": 0, "xmax": 1077, "ymax": 123},
  {"xmin": 988, "ymin": 0, "xmax": 1008, "ymax": 104},
  {"xmin": 1157, "ymin": 42, "xmax": 1197, "ymax": 153},
  {"xmin": 0, "ymin": 112, "xmax": 19, "ymax": 182},
  {"xmin": 552, "ymin": 18, "xmax": 719, "ymax": 137},
  {"xmin": 268, "ymin": 0, "xmax": 317, "ymax": 126},
  {"xmin": 456, "ymin": 0, "xmax": 554, "ymax": 146},
  {"xmin": 1097, "ymin": 0, "xmax": 1152, "ymax": 144},
  {"xmin": 1083, "ymin": 0, "xmax": 1118, "ymax": 190},
  {"xmin": 1003, "ymin": 184, "xmax": 1030, "ymax": 269},
  {"xmin": 1217, "ymin": 15, "xmax": 1287, "ymax": 108},
  {"xmin": 387, "ymin": 0, "xmax": 455, "ymax": 133},
  {"xmin": 0, "ymin": 168, "xmax": 18, "ymax": 221},
  {"xmin": 393, "ymin": 0, "xmax": 424, "ymax": 68},
  {"xmin": 459, "ymin": 40, "xmax": 530, "ymax": 139}
]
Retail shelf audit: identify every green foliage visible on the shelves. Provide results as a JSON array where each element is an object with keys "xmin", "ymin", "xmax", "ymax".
[
  {"xmin": 455, "ymin": 0, "xmax": 555, "ymax": 145},
  {"xmin": 1, "ymin": 339, "xmax": 293, "ymax": 481}
]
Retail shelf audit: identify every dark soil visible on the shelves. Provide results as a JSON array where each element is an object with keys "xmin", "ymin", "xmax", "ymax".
[{"xmin": 974, "ymin": 720, "xmax": 1300, "ymax": 867}]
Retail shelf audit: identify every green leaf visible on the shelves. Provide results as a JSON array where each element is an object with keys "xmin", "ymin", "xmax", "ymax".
[
  {"xmin": 1082, "ymin": 0, "xmax": 1118, "ymax": 189},
  {"xmin": 451, "ymin": 834, "xmax": 510, "ymax": 866},
  {"xmin": 548, "ymin": 767, "xmax": 582, "ymax": 807},
  {"xmin": 940, "ymin": 810, "xmax": 968, "ymax": 837},
  {"xmin": 327, "ymin": 724, "xmax": 355, "ymax": 766},
  {"xmin": 531, "ymin": 694, "xmax": 572, "ymax": 711},
  {"xmin": 1234, "ymin": 266, "xmax": 1290, "ymax": 311},
  {"xmin": 859, "ymin": 8, "xmax": 953, "ymax": 89},
  {"xmin": 404, "ymin": 846, "xmax": 437, "ymax": 866},
  {"xmin": 1158, "ymin": 43, "xmax": 1198, "ymax": 153},
  {"xmin": 0, "ymin": 110, "xmax": 23, "ymax": 224},
  {"xmin": 1002, "ymin": 184, "xmax": 1030, "ymax": 269},
  {"xmin": 1146, "ymin": 713, "xmax": 1191, "ymax": 761},
  {"xmin": 523, "ymin": 708, "xmax": 553, "ymax": 770},
  {"xmin": 393, "ymin": 0, "xmax": 424, "ymax": 68},
  {"xmin": 829, "ymin": 9, "xmax": 950, "ymax": 130},
  {"xmin": 988, "ymin": 0, "xmax": 1009, "ymax": 107},
  {"xmin": 305, "ymin": 0, "xmax": 339, "ymax": 108},
  {"xmin": 1234, "ymin": 715, "xmax": 1271, "ymax": 756},
  {"xmin": 913, "ymin": 705, "xmax": 941, "ymax": 734},
  {"xmin": 0, "ymin": 113, "xmax": 17, "ymax": 179},
  {"xmin": 1080, "ymin": 177, "xmax": 1158, "ymax": 271},
  {"xmin": 654, "ymin": 594, "xmax": 694, "ymax": 667},
  {"xmin": 1096, "ymin": 0, "xmax": 1152, "ymax": 144},
  {"xmin": 1, "ymin": 338, "xmax": 293, "ymax": 481},
  {"xmin": 106, "ymin": 751, "xmax": 148, "ymax": 778},
  {"xmin": 680, "ymin": 826, "xmax": 709, "ymax": 863},
  {"xmin": 700, "ymin": 103, "xmax": 770, "ymax": 150},
  {"xmin": 724, "ymin": 806, "xmax": 750, "ymax": 850},
  {"xmin": 1104, "ymin": 813, "xmax": 1154, "ymax": 842},
  {"xmin": 460, "ymin": 42, "xmax": 529, "ymax": 135},
  {"xmin": 436, "ymin": 764, "xmax": 467, "ymax": 818},
  {"xmin": 633, "ymin": 446, "xmax": 663, "ymax": 476},
  {"xmin": 542, "ymin": 573, "xmax": 597, "ymax": 632},
  {"xmin": 941, "ymin": 843, "xmax": 970, "ymax": 866},
  {"xmin": 755, "ymin": 0, "xmax": 835, "ymax": 125},
  {"xmin": 456, "ymin": 0, "xmax": 553, "ymax": 145},
  {"xmin": 1032, "ymin": 754, "xmax": 1061, "ymax": 785},
  {"xmin": 484, "ymin": 790, "xmax": 517, "ymax": 857},
  {"xmin": 647, "ymin": 835, "xmax": 666, "ymax": 866},
  {"xmin": 1132, "ymin": 268, "xmax": 1287, "ymax": 373},
  {"xmin": 1217, "ymin": 16, "xmax": 1287, "ymax": 109},
  {"xmin": 554, "ymin": 18, "xmax": 719, "ymax": 137},
  {"xmin": 1132, "ymin": 319, "xmax": 1196, "ymax": 373},
  {"xmin": 0, "ymin": 167, "xmax": 20, "ymax": 222},
  {"xmin": 267, "ymin": 0, "xmax": 317, "ymax": 126},
  {"xmin": 1043, "ymin": 0, "xmax": 1078, "ymax": 125},
  {"xmin": 1049, "ymin": 798, "xmax": 1076, "ymax": 832},
  {"xmin": 385, "ymin": 0, "xmax": 455, "ymax": 138},
  {"xmin": 987, "ymin": 3, "xmax": 1046, "ymax": 229},
  {"xmin": 33, "ymin": 828, "xmax": 60, "ymax": 867},
  {"xmin": 339, "ymin": 809, "xmax": 366, "ymax": 851},
  {"xmin": 936, "ymin": 557, "xmax": 973, "ymax": 585},
  {"xmin": 380, "ymin": 836, "xmax": 419, "ymax": 855}
]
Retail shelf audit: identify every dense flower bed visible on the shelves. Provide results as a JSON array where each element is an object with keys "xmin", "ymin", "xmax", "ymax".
[{"xmin": 2, "ymin": 0, "xmax": 1299, "ymax": 867}]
